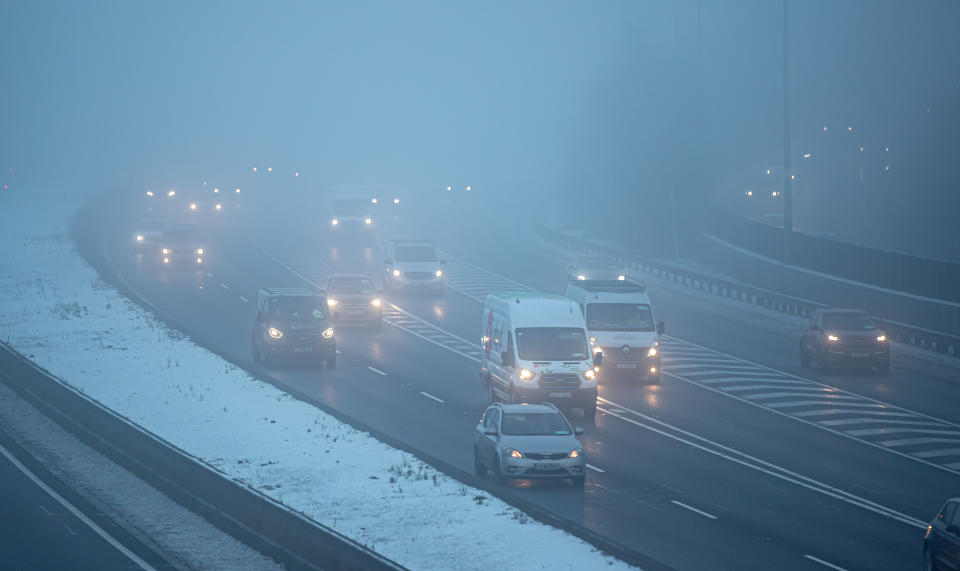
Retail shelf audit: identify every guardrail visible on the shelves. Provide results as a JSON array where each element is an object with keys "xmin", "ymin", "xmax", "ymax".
[
  {"xmin": 0, "ymin": 342, "xmax": 405, "ymax": 571},
  {"xmin": 536, "ymin": 222, "xmax": 960, "ymax": 359}
]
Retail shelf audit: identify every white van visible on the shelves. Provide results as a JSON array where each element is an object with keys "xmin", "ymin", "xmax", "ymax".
[
  {"xmin": 480, "ymin": 293, "xmax": 600, "ymax": 420},
  {"xmin": 565, "ymin": 280, "xmax": 664, "ymax": 384}
]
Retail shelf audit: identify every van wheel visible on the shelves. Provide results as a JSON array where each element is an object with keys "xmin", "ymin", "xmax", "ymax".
[
  {"xmin": 923, "ymin": 546, "xmax": 934, "ymax": 571},
  {"xmin": 648, "ymin": 374, "xmax": 660, "ymax": 386},
  {"xmin": 488, "ymin": 383, "xmax": 498, "ymax": 403},
  {"xmin": 326, "ymin": 354, "xmax": 337, "ymax": 370},
  {"xmin": 473, "ymin": 446, "xmax": 485, "ymax": 477},
  {"xmin": 572, "ymin": 475, "xmax": 586, "ymax": 487},
  {"xmin": 583, "ymin": 403, "xmax": 597, "ymax": 423},
  {"xmin": 251, "ymin": 341, "xmax": 261, "ymax": 363}
]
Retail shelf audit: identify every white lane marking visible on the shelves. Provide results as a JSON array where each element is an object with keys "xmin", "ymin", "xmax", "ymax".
[
  {"xmin": 0, "ymin": 443, "xmax": 157, "ymax": 571},
  {"xmin": 238, "ymin": 296, "xmax": 249, "ymax": 303},
  {"xmin": 915, "ymin": 448, "xmax": 960, "ymax": 458},
  {"xmin": 847, "ymin": 427, "xmax": 960, "ymax": 437},
  {"xmin": 220, "ymin": 283, "xmax": 229, "ymax": 290},
  {"xmin": 671, "ymin": 500, "xmax": 718, "ymax": 520},
  {"xmin": 820, "ymin": 418, "xmax": 945, "ymax": 427},
  {"xmin": 419, "ymin": 391, "xmax": 445, "ymax": 403},
  {"xmin": 586, "ymin": 463, "xmax": 605, "ymax": 473},
  {"xmin": 804, "ymin": 554, "xmax": 849, "ymax": 571},
  {"xmin": 206, "ymin": 272, "xmax": 214, "ymax": 278},
  {"xmin": 335, "ymin": 350, "xmax": 342, "ymax": 355},
  {"xmin": 596, "ymin": 399, "xmax": 926, "ymax": 529},
  {"xmin": 367, "ymin": 366, "xmax": 387, "ymax": 376}
]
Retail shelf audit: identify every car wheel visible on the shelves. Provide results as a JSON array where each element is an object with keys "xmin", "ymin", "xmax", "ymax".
[
  {"xmin": 876, "ymin": 359, "xmax": 890, "ymax": 375},
  {"xmin": 923, "ymin": 546, "xmax": 935, "ymax": 571},
  {"xmin": 261, "ymin": 346, "xmax": 273, "ymax": 367},
  {"xmin": 326, "ymin": 354, "xmax": 337, "ymax": 370},
  {"xmin": 816, "ymin": 347, "xmax": 830, "ymax": 371},
  {"xmin": 251, "ymin": 340, "xmax": 261, "ymax": 363},
  {"xmin": 493, "ymin": 456, "xmax": 507, "ymax": 486},
  {"xmin": 473, "ymin": 446, "xmax": 485, "ymax": 477},
  {"xmin": 648, "ymin": 374, "xmax": 660, "ymax": 386},
  {"xmin": 572, "ymin": 475, "xmax": 586, "ymax": 487},
  {"xmin": 799, "ymin": 343, "xmax": 811, "ymax": 369}
]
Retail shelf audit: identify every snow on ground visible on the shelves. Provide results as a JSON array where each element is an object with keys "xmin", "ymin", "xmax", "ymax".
[{"xmin": 0, "ymin": 193, "xmax": 635, "ymax": 571}]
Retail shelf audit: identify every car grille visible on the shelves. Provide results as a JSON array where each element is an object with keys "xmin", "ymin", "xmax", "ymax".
[
  {"xmin": 524, "ymin": 452, "xmax": 567, "ymax": 460},
  {"xmin": 289, "ymin": 334, "xmax": 318, "ymax": 347},
  {"xmin": 339, "ymin": 301, "xmax": 369, "ymax": 311},
  {"xmin": 601, "ymin": 346, "xmax": 650, "ymax": 362},
  {"xmin": 538, "ymin": 374, "xmax": 580, "ymax": 390},
  {"xmin": 405, "ymin": 271, "xmax": 433, "ymax": 279}
]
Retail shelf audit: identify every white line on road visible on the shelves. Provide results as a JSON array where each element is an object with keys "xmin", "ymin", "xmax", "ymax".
[
  {"xmin": 0, "ymin": 442, "xmax": 157, "ymax": 571},
  {"xmin": 419, "ymin": 391, "xmax": 445, "ymax": 403},
  {"xmin": 804, "ymin": 554, "xmax": 849, "ymax": 571},
  {"xmin": 671, "ymin": 500, "xmax": 718, "ymax": 519},
  {"xmin": 220, "ymin": 283, "xmax": 229, "ymax": 290},
  {"xmin": 367, "ymin": 366, "xmax": 387, "ymax": 376},
  {"xmin": 206, "ymin": 272, "xmax": 214, "ymax": 278},
  {"xmin": 238, "ymin": 296, "xmax": 249, "ymax": 303},
  {"xmin": 586, "ymin": 464, "xmax": 605, "ymax": 473}
]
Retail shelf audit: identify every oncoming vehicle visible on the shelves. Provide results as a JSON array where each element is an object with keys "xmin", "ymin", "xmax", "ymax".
[
  {"xmin": 473, "ymin": 403, "xmax": 586, "ymax": 487},
  {"xmin": 799, "ymin": 309, "xmax": 889, "ymax": 373},
  {"xmin": 567, "ymin": 256, "xmax": 626, "ymax": 282},
  {"xmin": 923, "ymin": 498, "xmax": 960, "ymax": 571},
  {"xmin": 251, "ymin": 288, "xmax": 336, "ymax": 368},
  {"xmin": 133, "ymin": 219, "xmax": 166, "ymax": 252},
  {"xmin": 480, "ymin": 293, "xmax": 600, "ymax": 420},
  {"xmin": 383, "ymin": 239, "xmax": 445, "ymax": 294},
  {"xmin": 157, "ymin": 223, "xmax": 205, "ymax": 267},
  {"xmin": 565, "ymin": 280, "xmax": 665, "ymax": 384},
  {"xmin": 324, "ymin": 274, "xmax": 383, "ymax": 330},
  {"xmin": 329, "ymin": 198, "xmax": 375, "ymax": 240}
]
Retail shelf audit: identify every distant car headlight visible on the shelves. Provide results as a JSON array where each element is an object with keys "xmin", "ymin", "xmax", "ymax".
[
  {"xmin": 371, "ymin": 298, "xmax": 382, "ymax": 307},
  {"xmin": 163, "ymin": 257, "xmax": 169, "ymax": 264},
  {"xmin": 196, "ymin": 248, "xmax": 204, "ymax": 255},
  {"xmin": 518, "ymin": 368, "xmax": 534, "ymax": 380},
  {"xmin": 327, "ymin": 298, "xmax": 338, "ymax": 307},
  {"xmin": 393, "ymin": 197, "xmax": 400, "ymax": 204},
  {"xmin": 215, "ymin": 203, "xmax": 222, "ymax": 211},
  {"xmin": 321, "ymin": 327, "xmax": 335, "ymax": 339},
  {"xmin": 568, "ymin": 449, "xmax": 581, "ymax": 458},
  {"xmin": 827, "ymin": 334, "xmax": 839, "ymax": 342},
  {"xmin": 583, "ymin": 368, "xmax": 596, "ymax": 380},
  {"xmin": 136, "ymin": 234, "xmax": 144, "ymax": 242},
  {"xmin": 145, "ymin": 190, "xmax": 154, "ymax": 197},
  {"xmin": 577, "ymin": 274, "xmax": 586, "ymax": 280},
  {"xmin": 505, "ymin": 448, "xmax": 523, "ymax": 458},
  {"xmin": 435, "ymin": 269, "xmax": 443, "ymax": 278},
  {"xmin": 268, "ymin": 327, "xmax": 283, "ymax": 339},
  {"xmin": 331, "ymin": 218, "xmax": 339, "ymax": 226},
  {"xmin": 189, "ymin": 203, "xmax": 197, "ymax": 210},
  {"xmin": 364, "ymin": 218, "xmax": 372, "ymax": 225},
  {"xmin": 196, "ymin": 257, "xmax": 203, "ymax": 264},
  {"xmin": 647, "ymin": 347, "xmax": 658, "ymax": 357},
  {"xmin": 618, "ymin": 275, "xmax": 626, "ymax": 281},
  {"xmin": 162, "ymin": 248, "xmax": 170, "ymax": 255},
  {"xmin": 393, "ymin": 269, "xmax": 401, "ymax": 277},
  {"xmin": 876, "ymin": 335, "xmax": 887, "ymax": 342}
]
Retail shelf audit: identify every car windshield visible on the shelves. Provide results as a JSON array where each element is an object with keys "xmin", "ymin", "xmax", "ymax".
[
  {"xmin": 501, "ymin": 413, "xmax": 571, "ymax": 436},
  {"xmin": 327, "ymin": 278, "xmax": 374, "ymax": 295},
  {"xmin": 162, "ymin": 224, "xmax": 200, "ymax": 242},
  {"xmin": 515, "ymin": 327, "xmax": 589, "ymax": 361},
  {"xmin": 269, "ymin": 298, "xmax": 327, "ymax": 320},
  {"xmin": 395, "ymin": 244, "xmax": 437, "ymax": 262},
  {"xmin": 586, "ymin": 303, "xmax": 654, "ymax": 332},
  {"xmin": 332, "ymin": 200, "xmax": 370, "ymax": 216},
  {"xmin": 578, "ymin": 257, "xmax": 619, "ymax": 270},
  {"xmin": 823, "ymin": 313, "xmax": 876, "ymax": 331}
]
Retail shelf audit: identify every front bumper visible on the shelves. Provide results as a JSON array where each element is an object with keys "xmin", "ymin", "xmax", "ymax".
[
  {"xmin": 822, "ymin": 348, "xmax": 889, "ymax": 367},
  {"xmin": 509, "ymin": 386, "xmax": 597, "ymax": 409},
  {"xmin": 501, "ymin": 454, "xmax": 586, "ymax": 479},
  {"xmin": 391, "ymin": 276, "xmax": 444, "ymax": 291},
  {"xmin": 332, "ymin": 307, "xmax": 382, "ymax": 324},
  {"xmin": 264, "ymin": 336, "xmax": 336, "ymax": 357}
]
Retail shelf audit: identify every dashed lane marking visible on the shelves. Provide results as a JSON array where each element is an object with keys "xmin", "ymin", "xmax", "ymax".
[
  {"xmin": 803, "ymin": 554, "xmax": 849, "ymax": 571},
  {"xmin": 367, "ymin": 366, "xmax": 387, "ymax": 376},
  {"xmin": 671, "ymin": 500, "xmax": 718, "ymax": 520},
  {"xmin": 419, "ymin": 391, "xmax": 445, "ymax": 404}
]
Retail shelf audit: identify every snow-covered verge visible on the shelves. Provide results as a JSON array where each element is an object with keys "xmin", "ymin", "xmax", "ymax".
[{"xmin": 0, "ymin": 193, "xmax": 635, "ymax": 571}]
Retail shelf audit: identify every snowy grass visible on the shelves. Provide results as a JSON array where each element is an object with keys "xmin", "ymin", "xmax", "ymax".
[{"xmin": 0, "ymin": 194, "xmax": 635, "ymax": 571}]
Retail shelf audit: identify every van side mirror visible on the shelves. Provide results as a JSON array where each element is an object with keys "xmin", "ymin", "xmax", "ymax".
[
  {"xmin": 656, "ymin": 321, "xmax": 665, "ymax": 335},
  {"xmin": 501, "ymin": 351, "xmax": 515, "ymax": 367},
  {"xmin": 574, "ymin": 427, "xmax": 584, "ymax": 435},
  {"xmin": 593, "ymin": 351, "xmax": 603, "ymax": 366}
]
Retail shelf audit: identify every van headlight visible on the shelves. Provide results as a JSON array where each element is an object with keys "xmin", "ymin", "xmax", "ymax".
[
  {"xmin": 371, "ymin": 298, "xmax": 382, "ymax": 307},
  {"xmin": 393, "ymin": 269, "xmax": 401, "ymax": 277},
  {"xmin": 268, "ymin": 327, "xmax": 284, "ymax": 339},
  {"xmin": 876, "ymin": 335, "xmax": 886, "ymax": 342},
  {"xmin": 827, "ymin": 334, "xmax": 839, "ymax": 342},
  {"xmin": 331, "ymin": 218, "xmax": 339, "ymax": 226},
  {"xmin": 505, "ymin": 448, "xmax": 523, "ymax": 458},
  {"xmin": 618, "ymin": 275, "xmax": 626, "ymax": 281},
  {"xmin": 568, "ymin": 449, "xmax": 582, "ymax": 458},
  {"xmin": 321, "ymin": 327, "xmax": 335, "ymax": 339},
  {"xmin": 647, "ymin": 347, "xmax": 657, "ymax": 357},
  {"xmin": 577, "ymin": 274, "xmax": 586, "ymax": 280},
  {"xmin": 583, "ymin": 368, "xmax": 596, "ymax": 380},
  {"xmin": 162, "ymin": 248, "xmax": 170, "ymax": 255},
  {"xmin": 435, "ymin": 269, "xmax": 443, "ymax": 278},
  {"xmin": 518, "ymin": 368, "xmax": 534, "ymax": 380},
  {"xmin": 364, "ymin": 218, "xmax": 372, "ymax": 225},
  {"xmin": 196, "ymin": 248, "xmax": 204, "ymax": 255},
  {"xmin": 327, "ymin": 298, "xmax": 338, "ymax": 307}
]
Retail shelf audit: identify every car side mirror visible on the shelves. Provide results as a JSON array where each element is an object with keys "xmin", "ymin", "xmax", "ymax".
[
  {"xmin": 384, "ymin": 258, "xmax": 392, "ymax": 265},
  {"xmin": 656, "ymin": 321, "xmax": 665, "ymax": 335},
  {"xmin": 501, "ymin": 351, "xmax": 515, "ymax": 367},
  {"xmin": 484, "ymin": 429, "xmax": 498, "ymax": 436},
  {"xmin": 948, "ymin": 524, "xmax": 960, "ymax": 535},
  {"xmin": 574, "ymin": 427, "xmax": 584, "ymax": 435},
  {"xmin": 593, "ymin": 351, "xmax": 603, "ymax": 366}
]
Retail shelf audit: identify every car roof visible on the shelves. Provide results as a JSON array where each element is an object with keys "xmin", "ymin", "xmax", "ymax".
[
  {"xmin": 260, "ymin": 287, "xmax": 323, "ymax": 298},
  {"xmin": 391, "ymin": 239, "xmax": 434, "ymax": 247},
  {"xmin": 326, "ymin": 273, "xmax": 374, "ymax": 281},
  {"xmin": 495, "ymin": 403, "xmax": 561, "ymax": 414}
]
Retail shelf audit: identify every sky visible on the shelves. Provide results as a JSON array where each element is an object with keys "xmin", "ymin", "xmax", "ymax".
[{"xmin": 1, "ymin": 1, "xmax": 958, "ymax": 255}]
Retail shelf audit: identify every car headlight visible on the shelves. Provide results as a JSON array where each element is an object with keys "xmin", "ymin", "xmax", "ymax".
[
  {"xmin": 136, "ymin": 234, "xmax": 144, "ymax": 242},
  {"xmin": 327, "ymin": 298, "xmax": 338, "ymax": 307},
  {"xmin": 268, "ymin": 327, "xmax": 283, "ymax": 339},
  {"xmin": 371, "ymin": 298, "xmax": 382, "ymax": 307},
  {"xmin": 568, "ymin": 449, "xmax": 581, "ymax": 458},
  {"xmin": 618, "ymin": 275, "xmax": 626, "ymax": 281},
  {"xmin": 163, "ymin": 257, "xmax": 169, "ymax": 264},
  {"xmin": 518, "ymin": 368, "xmax": 534, "ymax": 380},
  {"xmin": 393, "ymin": 269, "xmax": 401, "ymax": 277},
  {"xmin": 435, "ymin": 269, "xmax": 443, "ymax": 278},
  {"xmin": 215, "ymin": 203, "xmax": 222, "ymax": 211},
  {"xmin": 321, "ymin": 327, "xmax": 335, "ymax": 339},
  {"xmin": 583, "ymin": 368, "xmax": 596, "ymax": 380},
  {"xmin": 364, "ymin": 218, "xmax": 372, "ymax": 225},
  {"xmin": 647, "ymin": 347, "xmax": 658, "ymax": 357},
  {"xmin": 162, "ymin": 248, "xmax": 170, "ymax": 255},
  {"xmin": 196, "ymin": 257, "xmax": 203, "ymax": 264},
  {"xmin": 505, "ymin": 448, "xmax": 523, "ymax": 458},
  {"xmin": 827, "ymin": 334, "xmax": 839, "ymax": 342},
  {"xmin": 577, "ymin": 274, "xmax": 586, "ymax": 280},
  {"xmin": 331, "ymin": 218, "xmax": 339, "ymax": 226},
  {"xmin": 876, "ymin": 335, "xmax": 886, "ymax": 342},
  {"xmin": 189, "ymin": 203, "xmax": 197, "ymax": 210},
  {"xmin": 196, "ymin": 248, "xmax": 204, "ymax": 255}
]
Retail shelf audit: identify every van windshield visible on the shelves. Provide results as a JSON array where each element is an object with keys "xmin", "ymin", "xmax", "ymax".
[
  {"xmin": 515, "ymin": 328, "xmax": 589, "ymax": 361},
  {"xmin": 586, "ymin": 303, "xmax": 654, "ymax": 332},
  {"xmin": 269, "ymin": 298, "xmax": 327, "ymax": 320},
  {"xmin": 333, "ymin": 199, "xmax": 370, "ymax": 216}
]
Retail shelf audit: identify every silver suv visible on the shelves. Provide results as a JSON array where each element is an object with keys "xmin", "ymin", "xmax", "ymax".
[{"xmin": 473, "ymin": 403, "xmax": 586, "ymax": 487}]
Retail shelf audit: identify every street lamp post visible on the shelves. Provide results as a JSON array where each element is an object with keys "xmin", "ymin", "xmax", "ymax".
[{"xmin": 782, "ymin": 0, "xmax": 794, "ymax": 263}]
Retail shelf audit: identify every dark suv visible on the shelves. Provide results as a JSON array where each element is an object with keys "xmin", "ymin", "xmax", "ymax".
[
  {"xmin": 799, "ymin": 309, "xmax": 889, "ymax": 373},
  {"xmin": 251, "ymin": 288, "xmax": 336, "ymax": 368},
  {"xmin": 924, "ymin": 498, "xmax": 960, "ymax": 571}
]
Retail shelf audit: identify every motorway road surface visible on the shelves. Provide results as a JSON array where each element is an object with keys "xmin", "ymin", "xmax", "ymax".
[{"xmin": 78, "ymin": 190, "xmax": 960, "ymax": 570}]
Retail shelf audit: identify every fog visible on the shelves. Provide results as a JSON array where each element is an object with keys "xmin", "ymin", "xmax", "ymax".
[{"xmin": 2, "ymin": 1, "xmax": 958, "ymax": 256}]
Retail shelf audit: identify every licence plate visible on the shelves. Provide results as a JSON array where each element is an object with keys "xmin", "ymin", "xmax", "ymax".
[
  {"xmin": 534, "ymin": 463, "xmax": 555, "ymax": 471},
  {"xmin": 549, "ymin": 392, "xmax": 572, "ymax": 398},
  {"xmin": 851, "ymin": 352, "xmax": 869, "ymax": 358},
  {"xmin": 293, "ymin": 347, "xmax": 314, "ymax": 353},
  {"xmin": 616, "ymin": 363, "xmax": 638, "ymax": 369},
  {"xmin": 347, "ymin": 310, "xmax": 366, "ymax": 317}
]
